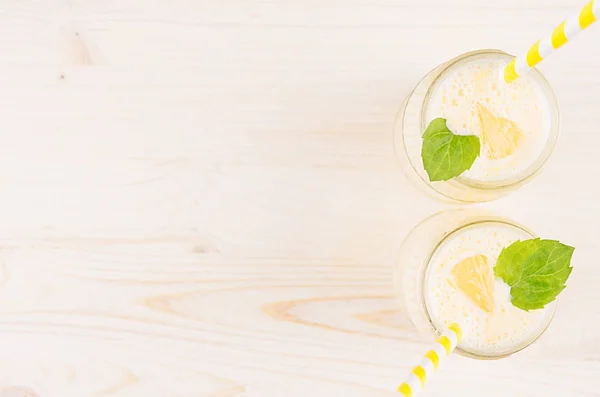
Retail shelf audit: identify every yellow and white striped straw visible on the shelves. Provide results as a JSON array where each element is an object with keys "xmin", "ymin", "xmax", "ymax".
[
  {"xmin": 397, "ymin": 323, "xmax": 462, "ymax": 397},
  {"xmin": 505, "ymin": 0, "xmax": 599, "ymax": 83}
]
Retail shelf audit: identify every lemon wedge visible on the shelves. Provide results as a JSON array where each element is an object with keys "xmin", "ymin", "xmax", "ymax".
[
  {"xmin": 451, "ymin": 254, "xmax": 495, "ymax": 313},
  {"xmin": 477, "ymin": 103, "xmax": 524, "ymax": 159}
]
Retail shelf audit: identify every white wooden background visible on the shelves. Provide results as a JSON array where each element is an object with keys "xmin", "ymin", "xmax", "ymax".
[{"xmin": 0, "ymin": 0, "xmax": 598, "ymax": 396}]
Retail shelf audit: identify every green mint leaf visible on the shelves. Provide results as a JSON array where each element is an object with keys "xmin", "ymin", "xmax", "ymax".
[
  {"xmin": 493, "ymin": 238, "xmax": 540, "ymax": 285},
  {"xmin": 494, "ymin": 239, "xmax": 574, "ymax": 311},
  {"xmin": 421, "ymin": 118, "xmax": 481, "ymax": 182}
]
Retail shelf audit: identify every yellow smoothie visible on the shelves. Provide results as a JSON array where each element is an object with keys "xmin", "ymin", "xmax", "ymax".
[
  {"xmin": 425, "ymin": 53, "xmax": 553, "ymax": 185},
  {"xmin": 425, "ymin": 221, "xmax": 556, "ymax": 356}
]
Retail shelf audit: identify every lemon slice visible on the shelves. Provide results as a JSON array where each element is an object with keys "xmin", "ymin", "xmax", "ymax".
[
  {"xmin": 476, "ymin": 103, "xmax": 524, "ymax": 159},
  {"xmin": 451, "ymin": 254, "xmax": 495, "ymax": 313}
]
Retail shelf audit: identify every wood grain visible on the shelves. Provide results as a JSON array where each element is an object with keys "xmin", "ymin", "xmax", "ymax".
[{"xmin": 0, "ymin": 0, "xmax": 598, "ymax": 395}]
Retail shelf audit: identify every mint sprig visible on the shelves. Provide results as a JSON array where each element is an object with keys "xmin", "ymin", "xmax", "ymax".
[
  {"xmin": 494, "ymin": 238, "xmax": 574, "ymax": 311},
  {"xmin": 421, "ymin": 118, "xmax": 480, "ymax": 182}
]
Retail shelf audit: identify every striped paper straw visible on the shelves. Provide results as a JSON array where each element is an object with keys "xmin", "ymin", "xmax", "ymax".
[
  {"xmin": 505, "ymin": 0, "xmax": 599, "ymax": 83},
  {"xmin": 397, "ymin": 323, "xmax": 462, "ymax": 397}
]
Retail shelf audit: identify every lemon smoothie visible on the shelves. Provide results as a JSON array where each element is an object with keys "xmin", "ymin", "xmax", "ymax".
[
  {"xmin": 394, "ymin": 210, "xmax": 573, "ymax": 359},
  {"xmin": 394, "ymin": 50, "xmax": 560, "ymax": 202},
  {"xmin": 424, "ymin": 53, "xmax": 552, "ymax": 185},
  {"xmin": 425, "ymin": 221, "xmax": 556, "ymax": 356}
]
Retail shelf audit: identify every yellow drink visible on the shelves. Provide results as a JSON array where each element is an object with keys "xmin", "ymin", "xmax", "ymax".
[
  {"xmin": 395, "ymin": 210, "xmax": 556, "ymax": 359},
  {"xmin": 394, "ymin": 50, "xmax": 559, "ymax": 203}
]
